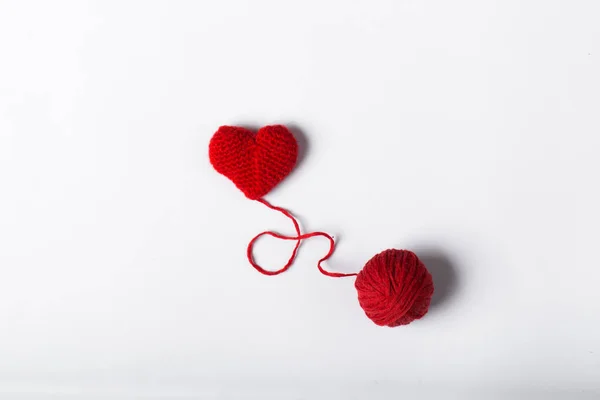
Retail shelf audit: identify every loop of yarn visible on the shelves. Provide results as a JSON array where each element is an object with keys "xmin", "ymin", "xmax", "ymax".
[
  {"xmin": 247, "ymin": 198, "xmax": 357, "ymax": 278},
  {"xmin": 355, "ymin": 249, "xmax": 434, "ymax": 327}
]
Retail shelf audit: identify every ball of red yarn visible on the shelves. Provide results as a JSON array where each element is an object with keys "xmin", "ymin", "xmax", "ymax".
[{"xmin": 355, "ymin": 249, "xmax": 434, "ymax": 327}]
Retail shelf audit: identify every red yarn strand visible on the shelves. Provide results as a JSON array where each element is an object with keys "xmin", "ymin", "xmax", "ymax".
[
  {"xmin": 247, "ymin": 199, "xmax": 357, "ymax": 278},
  {"xmin": 246, "ymin": 198, "xmax": 302, "ymax": 276}
]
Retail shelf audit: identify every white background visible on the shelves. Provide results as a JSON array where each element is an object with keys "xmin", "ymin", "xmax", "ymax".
[{"xmin": 1, "ymin": 1, "xmax": 599, "ymax": 398}]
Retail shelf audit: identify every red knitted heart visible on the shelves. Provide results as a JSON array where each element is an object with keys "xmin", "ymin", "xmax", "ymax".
[{"xmin": 209, "ymin": 125, "xmax": 298, "ymax": 200}]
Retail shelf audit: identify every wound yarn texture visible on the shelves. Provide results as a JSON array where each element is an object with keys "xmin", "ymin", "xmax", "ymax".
[{"xmin": 355, "ymin": 249, "xmax": 434, "ymax": 327}]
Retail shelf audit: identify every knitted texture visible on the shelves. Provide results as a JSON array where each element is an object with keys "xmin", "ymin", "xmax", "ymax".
[
  {"xmin": 355, "ymin": 249, "xmax": 434, "ymax": 327},
  {"xmin": 209, "ymin": 125, "xmax": 298, "ymax": 200}
]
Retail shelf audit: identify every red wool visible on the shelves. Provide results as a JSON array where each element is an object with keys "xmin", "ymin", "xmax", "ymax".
[
  {"xmin": 355, "ymin": 249, "xmax": 434, "ymax": 327},
  {"xmin": 209, "ymin": 124, "xmax": 435, "ymax": 327},
  {"xmin": 209, "ymin": 125, "xmax": 298, "ymax": 200},
  {"xmin": 247, "ymin": 198, "xmax": 358, "ymax": 278}
]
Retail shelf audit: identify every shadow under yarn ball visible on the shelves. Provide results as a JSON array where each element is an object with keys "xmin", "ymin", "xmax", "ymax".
[{"xmin": 355, "ymin": 249, "xmax": 434, "ymax": 327}]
